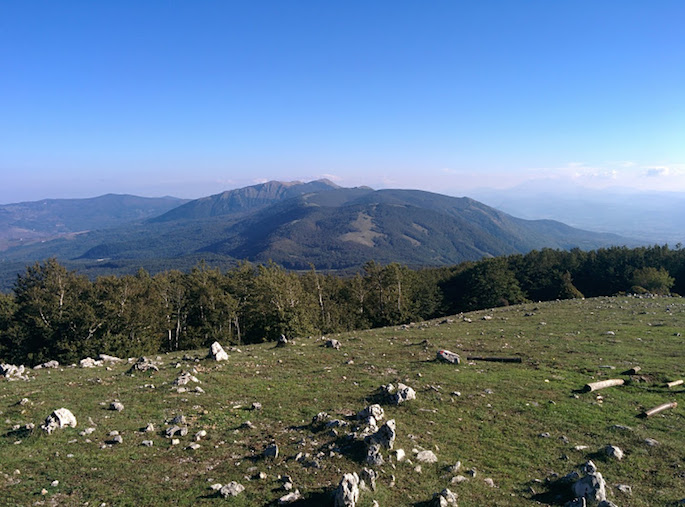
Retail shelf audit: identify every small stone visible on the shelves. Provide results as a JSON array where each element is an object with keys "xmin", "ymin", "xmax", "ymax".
[
  {"xmin": 251, "ymin": 402, "xmax": 262, "ymax": 411},
  {"xmin": 605, "ymin": 445, "xmax": 624, "ymax": 460},
  {"xmin": 171, "ymin": 438, "xmax": 180, "ymax": 445},
  {"xmin": 141, "ymin": 440, "xmax": 153, "ymax": 447},
  {"xmin": 416, "ymin": 450, "xmax": 438, "ymax": 463},
  {"xmin": 194, "ymin": 430, "xmax": 207, "ymax": 441},
  {"xmin": 326, "ymin": 339, "xmax": 341, "ymax": 350},
  {"xmin": 278, "ymin": 490, "xmax": 302, "ymax": 504},
  {"xmin": 51, "ymin": 480, "xmax": 59, "ymax": 487},
  {"xmin": 110, "ymin": 402, "xmax": 124, "ymax": 412},
  {"xmin": 436, "ymin": 349, "xmax": 461, "ymax": 364},
  {"xmin": 186, "ymin": 443, "xmax": 200, "ymax": 450},
  {"xmin": 644, "ymin": 438, "xmax": 659, "ymax": 446},
  {"xmin": 616, "ymin": 484, "xmax": 632, "ymax": 495},
  {"xmin": 484, "ymin": 477, "xmax": 495, "ymax": 488},
  {"xmin": 451, "ymin": 475, "xmax": 468, "ymax": 484}
]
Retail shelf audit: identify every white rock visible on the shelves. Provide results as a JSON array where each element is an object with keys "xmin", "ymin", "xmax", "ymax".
[
  {"xmin": 416, "ymin": 450, "xmax": 438, "ymax": 463},
  {"xmin": 333, "ymin": 472, "xmax": 360, "ymax": 507},
  {"xmin": 209, "ymin": 341, "xmax": 229, "ymax": 361},
  {"xmin": 220, "ymin": 481, "xmax": 244, "ymax": 497},
  {"xmin": 41, "ymin": 408, "xmax": 77, "ymax": 434}
]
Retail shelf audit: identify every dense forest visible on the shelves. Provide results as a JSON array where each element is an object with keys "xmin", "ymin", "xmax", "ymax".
[{"xmin": 0, "ymin": 245, "xmax": 681, "ymax": 366}]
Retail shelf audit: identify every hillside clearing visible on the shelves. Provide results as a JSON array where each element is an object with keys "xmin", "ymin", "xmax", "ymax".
[{"xmin": 1, "ymin": 296, "xmax": 683, "ymax": 506}]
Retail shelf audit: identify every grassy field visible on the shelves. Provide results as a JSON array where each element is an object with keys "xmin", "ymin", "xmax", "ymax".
[{"xmin": 1, "ymin": 295, "xmax": 683, "ymax": 506}]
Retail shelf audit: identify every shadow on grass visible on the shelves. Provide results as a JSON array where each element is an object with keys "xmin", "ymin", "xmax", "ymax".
[{"xmin": 267, "ymin": 489, "xmax": 332, "ymax": 506}]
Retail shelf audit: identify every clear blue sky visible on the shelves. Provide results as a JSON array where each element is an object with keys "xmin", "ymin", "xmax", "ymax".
[{"xmin": 1, "ymin": 1, "xmax": 683, "ymax": 203}]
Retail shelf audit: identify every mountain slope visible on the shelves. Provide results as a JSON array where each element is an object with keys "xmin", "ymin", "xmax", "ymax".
[
  {"xmin": 150, "ymin": 179, "xmax": 343, "ymax": 222},
  {"xmin": 0, "ymin": 194, "xmax": 188, "ymax": 251},
  {"xmin": 0, "ymin": 182, "xmax": 639, "ymax": 280}
]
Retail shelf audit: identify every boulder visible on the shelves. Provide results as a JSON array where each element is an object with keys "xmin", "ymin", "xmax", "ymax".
[
  {"xmin": 110, "ymin": 401, "xmax": 124, "ymax": 412},
  {"xmin": 1, "ymin": 363, "xmax": 28, "ymax": 380},
  {"xmin": 366, "ymin": 443, "xmax": 384, "ymax": 466},
  {"xmin": 334, "ymin": 472, "xmax": 360, "ymax": 507},
  {"xmin": 389, "ymin": 383, "xmax": 416, "ymax": 405},
  {"xmin": 276, "ymin": 334, "xmax": 289, "ymax": 347},
  {"xmin": 360, "ymin": 468, "xmax": 377, "ymax": 492},
  {"xmin": 366, "ymin": 419, "xmax": 396, "ymax": 450},
  {"xmin": 278, "ymin": 490, "xmax": 302, "ymax": 504},
  {"xmin": 208, "ymin": 341, "xmax": 229, "ymax": 361},
  {"xmin": 437, "ymin": 349, "xmax": 461, "ymax": 365},
  {"xmin": 41, "ymin": 408, "xmax": 77, "ymax": 434},
  {"xmin": 572, "ymin": 461, "xmax": 607, "ymax": 504},
  {"xmin": 98, "ymin": 354, "xmax": 122, "ymax": 363}
]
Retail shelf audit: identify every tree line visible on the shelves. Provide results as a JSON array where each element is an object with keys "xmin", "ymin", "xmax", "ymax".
[{"xmin": 0, "ymin": 245, "xmax": 681, "ymax": 366}]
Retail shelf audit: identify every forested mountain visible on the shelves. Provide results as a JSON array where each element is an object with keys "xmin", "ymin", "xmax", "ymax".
[
  {"xmin": 0, "ymin": 194, "xmax": 188, "ymax": 251},
  {"xmin": 0, "ymin": 181, "xmax": 638, "ymax": 287}
]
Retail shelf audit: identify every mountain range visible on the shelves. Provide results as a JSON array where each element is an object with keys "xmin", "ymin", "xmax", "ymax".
[{"xmin": 0, "ymin": 180, "xmax": 638, "ymax": 289}]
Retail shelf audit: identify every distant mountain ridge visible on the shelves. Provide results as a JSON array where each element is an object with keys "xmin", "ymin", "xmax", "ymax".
[
  {"xmin": 0, "ymin": 194, "xmax": 188, "ymax": 251},
  {"xmin": 0, "ymin": 180, "xmax": 640, "ymax": 287}
]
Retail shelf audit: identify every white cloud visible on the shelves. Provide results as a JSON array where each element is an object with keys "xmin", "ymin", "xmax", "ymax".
[{"xmin": 645, "ymin": 167, "xmax": 670, "ymax": 177}]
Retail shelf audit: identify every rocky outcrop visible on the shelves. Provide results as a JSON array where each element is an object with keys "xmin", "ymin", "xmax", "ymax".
[{"xmin": 208, "ymin": 341, "xmax": 229, "ymax": 361}]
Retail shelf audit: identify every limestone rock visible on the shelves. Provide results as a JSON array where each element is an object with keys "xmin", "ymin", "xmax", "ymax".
[
  {"xmin": 326, "ymin": 339, "xmax": 342, "ymax": 350},
  {"xmin": 389, "ymin": 383, "xmax": 416, "ymax": 405},
  {"xmin": 276, "ymin": 334, "xmax": 289, "ymax": 347},
  {"xmin": 416, "ymin": 450, "xmax": 438, "ymax": 463},
  {"xmin": 361, "ymin": 468, "xmax": 377, "ymax": 492},
  {"xmin": 165, "ymin": 425, "xmax": 188, "ymax": 438},
  {"xmin": 605, "ymin": 445, "xmax": 623, "ymax": 460},
  {"xmin": 33, "ymin": 360, "xmax": 59, "ymax": 369},
  {"xmin": 41, "ymin": 408, "xmax": 77, "ymax": 434},
  {"xmin": 278, "ymin": 490, "xmax": 302, "ymax": 504},
  {"xmin": 572, "ymin": 461, "xmax": 607, "ymax": 504},
  {"xmin": 110, "ymin": 401, "xmax": 124, "ymax": 412},
  {"xmin": 127, "ymin": 356, "xmax": 159, "ymax": 374},
  {"xmin": 208, "ymin": 341, "xmax": 229, "ymax": 361},
  {"xmin": 98, "ymin": 354, "xmax": 122, "ymax": 363},
  {"xmin": 366, "ymin": 419, "xmax": 396, "ymax": 450},
  {"xmin": 366, "ymin": 443, "xmax": 384, "ymax": 466},
  {"xmin": 437, "ymin": 349, "xmax": 461, "ymax": 365},
  {"xmin": 79, "ymin": 357, "xmax": 103, "ymax": 368},
  {"xmin": 357, "ymin": 404, "xmax": 384, "ymax": 422},
  {"xmin": 1, "ymin": 363, "xmax": 28, "ymax": 380},
  {"xmin": 334, "ymin": 472, "xmax": 360, "ymax": 507},
  {"xmin": 220, "ymin": 481, "xmax": 245, "ymax": 498},
  {"xmin": 431, "ymin": 488, "xmax": 458, "ymax": 506}
]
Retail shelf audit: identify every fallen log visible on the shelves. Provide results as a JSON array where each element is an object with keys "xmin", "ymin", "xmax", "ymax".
[
  {"xmin": 641, "ymin": 401, "xmax": 677, "ymax": 418},
  {"xmin": 622, "ymin": 366, "xmax": 641, "ymax": 375},
  {"xmin": 465, "ymin": 356, "xmax": 522, "ymax": 363},
  {"xmin": 583, "ymin": 378, "xmax": 624, "ymax": 392},
  {"xmin": 666, "ymin": 379, "xmax": 684, "ymax": 388}
]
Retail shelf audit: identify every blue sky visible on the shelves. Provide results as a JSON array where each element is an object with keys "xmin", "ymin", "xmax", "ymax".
[{"xmin": 1, "ymin": 1, "xmax": 683, "ymax": 203}]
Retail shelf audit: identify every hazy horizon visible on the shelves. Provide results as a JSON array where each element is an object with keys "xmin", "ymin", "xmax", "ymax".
[{"xmin": 2, "ymin": 1, "xmax": 683, "ymax": 204}]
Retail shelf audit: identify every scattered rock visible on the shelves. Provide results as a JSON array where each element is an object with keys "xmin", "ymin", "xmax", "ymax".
[
  {"xmin": 276, "ymin": 334, "xmax": 289, "ymax": 347},
  {"xmin": 109, "ymin": 401, "xmax": 124, "ymax": 412},
  {"xmin": 141, "ymin": 440, "xmax": 153, "ymax": 447},
  {"xmin": 326, "ymin": 339, "xmax": 342, "ymax": 350},
  {"xmin": 170, "ymin": 414, "xmax": 186, "ymax": 425},
  {"xmin": 366, "ymin": 419, "xmax": 396, "ymax": 450},
  {"xmin": 107, "ymin": 435, "xmax": 123, "ymax": 445},
  {"xmin": 388, "ymin": 383, "xmax": 416, "ymax": 405},
  {"xmin": 644, "ymin": 438, "xmax": 659, "ymax": 446},
  {"xmin": 194, "ymin": 430, "xmax": 207, "ymax": 441},
  {"xmin": 431, "ymin": 488, "xmax": 458, "ymax": 506},
  {"xmin": 219, "ymin": 481, "xmax": 245, "ymax": 498},
  {"xmin": 416, "ymin": 450, "xmax": 438, "ymax": 463},
  {"xmin": 616, "ymin": 484, "xmax": 632, "ymax": 495},
  {"xmin": 186, "ymin": 443, "xmax": 200, "ymax": 450},
  {"xmin": 41, "ymin": 408, "xmax": 77, "ymax": 434},
  {"xmin": 278, "ymin": 490, "xmax": 302, "ymax": 504},
  {"xmin": 1, "ymin": 363, "xmax": 29, "ymax": 380},
  {"xmin": 79, "ymin": 357, "xmax": 103, "ymax": 368},
  {"xmin": 357, "ymin": 404, "xmax": 384, "ymax": 421},
  {"xmin": 33, "ymin": 360, "xmax": 59, "ymax": 369},
  {"xmin": 360, "ymin": 468, "xmax": 377, "ymax": 492},
  {"xmin": 251, "ymin": 402, "xmax": 262, "ymax": 411},
  {"xmin": 165, "ymin": 425, "xmax": 188, "ymax": 438},
  {"xmin": 572, "ymin": 460, "xmax": 607, "ymax": 504},
  {"xmin": 437, "ymin": 349, "xmax": 461, "ymax": 365},
  {"xmin": 142, "ymin": 423, "xmax": 155, "ymax": 433},
  {"xmin": 127, "ymin": 357, "xmax": 159, "ymax": 374},
  {"xmin": 333, "ymin": 472, "xmax": 360, "ymax": 507},
  {"xmin": 393, "ymin": 449, "xmax": 406, "ymax": 462},
  {"xmin": 98, "ymin": 354, "xmax": 122, "ymax": 363},
  {"xmin": 366, "ymin": 443, "xmax": 384, "ymax": 466},
  {"xmin": 605, "ymin": 445, "xmax": 624, "ymax": 460},
  {"xmin": 208, "ymin": 341, "xmax": 229, "ymax": 361},
  {"xmin": 484, "ymin": 477, "xmax": 496, "ymax": 488},
  {"xmin": 173, "ymin": 372, "xmax": 199, "ymax": 386}
]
